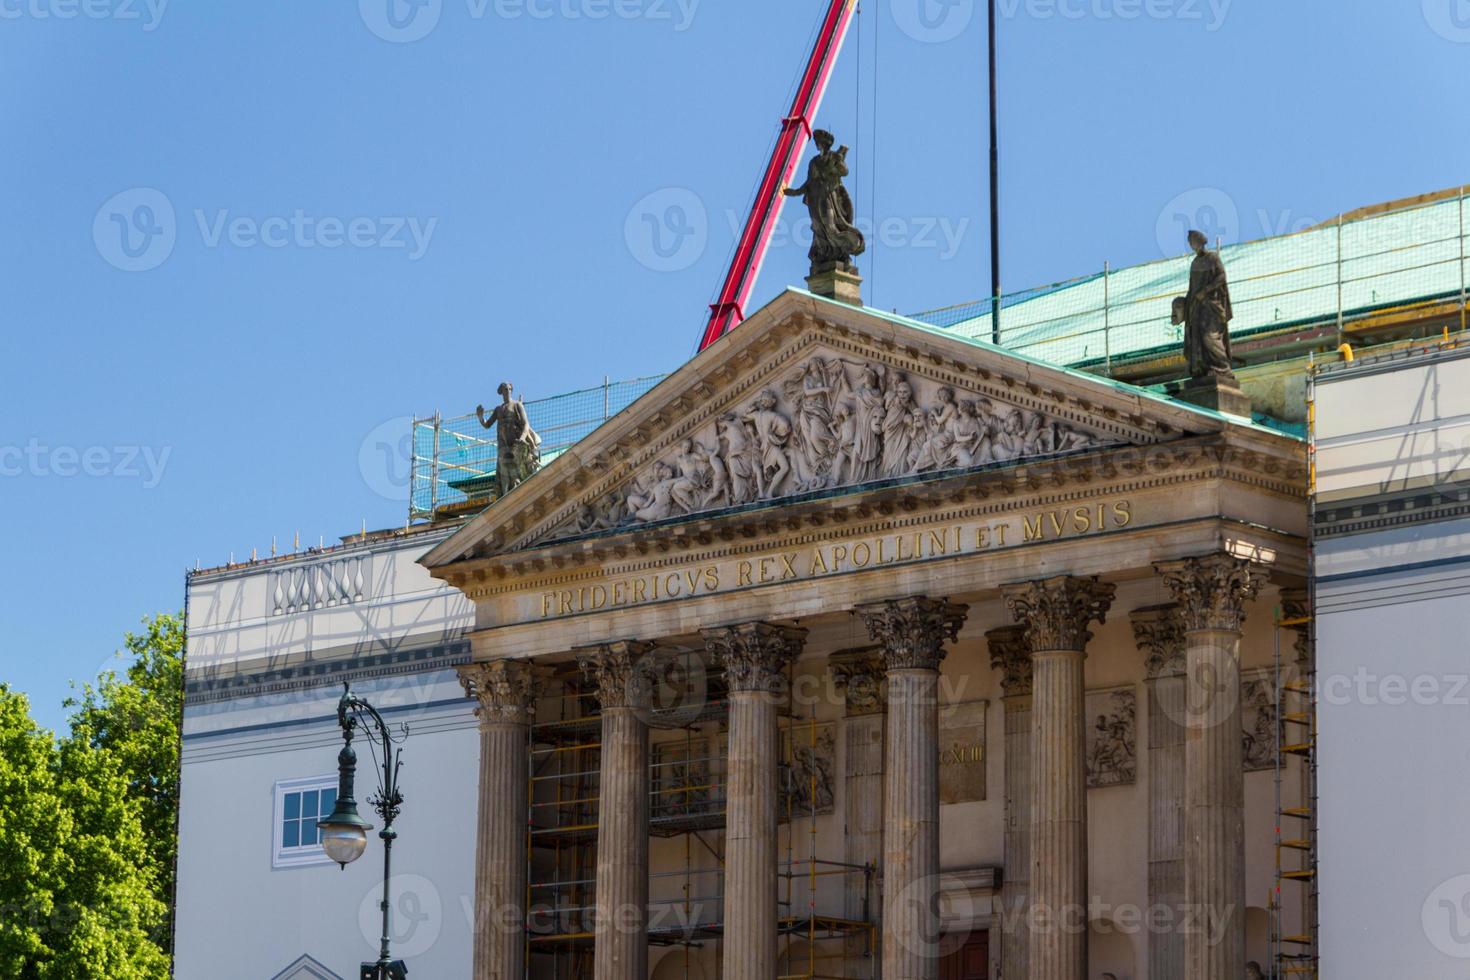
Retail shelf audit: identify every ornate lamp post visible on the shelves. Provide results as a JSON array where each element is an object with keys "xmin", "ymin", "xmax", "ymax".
[{"xmin": 316, "ymin": 683, "xmax": 409, "ymax": 980}]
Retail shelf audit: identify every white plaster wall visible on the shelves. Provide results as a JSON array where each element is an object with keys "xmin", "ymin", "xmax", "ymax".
[
  {"xmin": 173, "ymin": 674, "xmax": 479, "ymax": 980},
  {"xmin": 1318, "ymin": 530, "xmax": 1470, "ymax": 979}
]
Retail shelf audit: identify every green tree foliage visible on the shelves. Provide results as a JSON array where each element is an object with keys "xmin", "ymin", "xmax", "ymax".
[
  {"xmin": 65, "ymin": 614, "xmax": 184, "ymax": 906},
  {"xmin": 0, "ymin": 686, "xmax": 170, "ymax": 979}
]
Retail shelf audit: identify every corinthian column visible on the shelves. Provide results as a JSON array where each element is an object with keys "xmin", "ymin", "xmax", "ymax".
[
  {"xmin": 858, "ymin": 596, "xmax": 968, "ymax": 980},
  {"xmin": 1131, "ymin": 604, "xmax": 1187, "ymax": 980},
  {"xmin": 1002, "ymin": 575, "xmax": 1115, "ymax": 980},
  {"xmin": 577, "ymin": 641, "xmax": 657, "ymax": 980},
  {"xmin": 1155, "ymin": 554, "xmax": 1265, "ymax": 980},
  {"xmin": 458, "ymin": 659, "xmax": 539, "ymax": 980},
  {"xmin": 702, "ymin": 622, "xmax": 807, "ymax": 980},
  {"xmin": 987, "ymin": 626, "xmax": 1032, "ymax": 980}
]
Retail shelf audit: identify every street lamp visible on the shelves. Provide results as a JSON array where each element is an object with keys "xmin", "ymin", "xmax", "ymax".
[{"xmin": 316, "ymin": 683, "xmax": 409, "ymax": 980}]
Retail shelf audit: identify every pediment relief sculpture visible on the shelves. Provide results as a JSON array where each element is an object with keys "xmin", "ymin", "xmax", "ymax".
[{"xmin": 556, "ymin": 354, "xmax": 1110, "ymax": 539}]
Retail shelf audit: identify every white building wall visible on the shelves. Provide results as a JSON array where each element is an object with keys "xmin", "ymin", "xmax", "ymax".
[
  {"xmin": 1316, "ymin": 346, "xmax": 1470, "ymax": 979},
  {"xmin": 174, "ymin": 528, "xmax": 479, "ymax": 980}
]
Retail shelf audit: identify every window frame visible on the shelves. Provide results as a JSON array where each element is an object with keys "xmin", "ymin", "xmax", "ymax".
[{"xmin": 271, "ymin": 774, "xmax": 341, "ymax": 870}]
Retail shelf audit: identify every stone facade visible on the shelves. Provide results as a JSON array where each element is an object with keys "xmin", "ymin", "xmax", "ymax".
[{"xmin": 422, "ymin": 293, "xmax": 1309, "ymax": 980}]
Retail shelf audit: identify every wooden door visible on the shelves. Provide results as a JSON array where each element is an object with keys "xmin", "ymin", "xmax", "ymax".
[{"xmin": 939, "ymin": 930, "xmax": 990, "ymax": 980}]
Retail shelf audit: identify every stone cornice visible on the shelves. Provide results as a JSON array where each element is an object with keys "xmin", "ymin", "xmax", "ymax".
[
  {"xmin": 1001, "ymin": 575, "xmax": 1116, "ymax": 653},
  {"xmin": 1129, "ymin": 604, "xmax": 1186, "ymax": 678},
  {"xmin": 701, "ymin": 622, "xmax": 807, "ymax": 694},
  {"xmin": 1155, "ymin": 553, "xmax": 1268, "ymax": 633},
  {"xmin": 857, "ymin": 596, "xmax": 968, "ymax": 672},
  {"xmin": 575, "ymin": 640, "xmax": 660, "ymax": 710},
  {"xmin": 457, "ymin": 659, "xmax": 539, "ymax": 726},
  {"xmin": 985, "ymin": 626, "xmax": 1032, "ymax": 697}
]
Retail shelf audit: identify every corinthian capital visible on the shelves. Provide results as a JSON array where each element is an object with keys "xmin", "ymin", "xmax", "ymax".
[
  {"xmin": 458, "ymin": 659, "xmax": 539, "ymax": 726},
  {"xmin": 702, "ymin": 622, "xmax": 807, "ymax": 694},
  {"xmin": 1001, "ymin": 575, "xmax": 1115, "ymax": 653},
  {"xmin": 1154, "ymin": 553, "xmax": 1267, "ymax": 633},
  {"xmin": 857, "ymin": 596, "xmax": 968, "ymax": 672},
  {"xmin": 1130, "ymin": 604, "xmax": 1186, "ymax": 679},
  {"xmin": 986, "ymin": 626, "xmax": 1032, "ymax": 697},
  {"xmin": 576, "ymin": 640, "xmax": 659, "ymax": 709}
]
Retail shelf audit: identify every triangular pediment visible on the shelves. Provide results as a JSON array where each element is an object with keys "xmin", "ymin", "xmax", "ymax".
[
  {"xmin": 269, "ymin": 955, "xmax": 345, "ymax": 980},
  {"xmin": 423, "ymin": 290, "xmax": 1261, "ymax": 569}
]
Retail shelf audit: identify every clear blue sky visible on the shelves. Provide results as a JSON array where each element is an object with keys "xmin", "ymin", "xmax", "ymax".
[{"xmin": 2, "ymin": 0, "xmax": 1464, "ymax": 731}]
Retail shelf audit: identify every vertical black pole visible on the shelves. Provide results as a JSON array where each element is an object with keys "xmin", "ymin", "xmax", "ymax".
[{"xmin": 988, "ymin": 0, "xmax": 1001, "ymax": 345}]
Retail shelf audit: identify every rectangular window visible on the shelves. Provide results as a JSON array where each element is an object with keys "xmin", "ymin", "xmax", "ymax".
[{"xmin": 272, "ymin": 776, "xmax": 339, "ymax": 869}]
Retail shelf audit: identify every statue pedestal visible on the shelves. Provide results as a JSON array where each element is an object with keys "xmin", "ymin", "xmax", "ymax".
[
  {"xmin": 806, "ymin": 262, "xmax": 863, "ymax": 306},
  {"xmin": 1172, "ymin": 374, "xmax": 1252, "ymax": 419}
]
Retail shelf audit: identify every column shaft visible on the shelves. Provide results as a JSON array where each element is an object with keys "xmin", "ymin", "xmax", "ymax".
[
  {"xmin": 1029, "ymin": 648, "xmax": 1088, "ymax": 979},
  {"xmin": 1002, "ymin": 575, "xmax": 1115, "ymax": 980},
  {"xmin": 885, "ymin": 668, "xmax": 942, "ymax": 980},
  {"xmin": 703, "ymin": 622, "xmax": 806, "ymax": 980},
  {"xmin": 577, "ymin": 642, "xmax": 657, "ymax": 980},
  {"xmin": 1184, "ymin": 628, "xmax": 1245, "ymax": 979},
  {"xmin": 474, "ymin": 720, "xmax": 528, "ymax": 980},
  {"xmin": 724, "ymin": 689, "xmax": 780, "ymax": 980},
  {"xmin": 1147, "ymin": 673, "xmax": 1186, "ymax": 980},
  {"xmin": 595, "ymin": 705, "xmax": 649, "ymax": 980},
  {"xmin": 1156, "ymin": 553, "xmax": 1265, "ymax": 980},
  {"xmin": 859, "ymin": 597, "xmax": 967, "ymax": 980},
  {"xmin": 988, "ymin": 625, "xmax": 1032, "ymax": 980},
  {"xmin": 459, "ymin": 661, "xmax": 537, "ymax": 980}
]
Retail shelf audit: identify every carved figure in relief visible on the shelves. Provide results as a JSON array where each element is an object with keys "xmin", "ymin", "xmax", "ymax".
[
  {"xmin": 949, "ymin": 400, "xmax": 989, "ymax": 467},
  {"xmin": 784, "ymin": 359, "xmax": 842, "ymax": 488},
  {"xmin": 881, "ymin": 377, "xmax": 921, "ymax": 477},
  {"xmin": 669, "ymin": 438, "xmax": 714, "ymax": 513},
  {"xmin": 743, "ymin": 389, "xmax": 793, "ymax": 498},
  {"xmin": 914, "ymin": 386, "xmax": 961, "ymax": 471},
  {"xmin": 628, "ymin": 462, "xmax": 679, "ymax": 522},
  {"xmin": 716, "ymin": 413, "xmax": 760, "ymax": 506},
  {"xmin": 593, "ymin": 356, "xmax": 1106, "ymax": 535}
]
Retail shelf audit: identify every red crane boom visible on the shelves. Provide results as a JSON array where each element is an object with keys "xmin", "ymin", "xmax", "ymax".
[{"xmin": 698, "ymin": 0, "xmax": 860, "ymax": 352}]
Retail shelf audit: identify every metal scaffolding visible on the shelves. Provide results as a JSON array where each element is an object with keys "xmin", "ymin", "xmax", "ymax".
[{"xmin": 523, "ymin": 655, "xmax": 876, "ymax": 980}]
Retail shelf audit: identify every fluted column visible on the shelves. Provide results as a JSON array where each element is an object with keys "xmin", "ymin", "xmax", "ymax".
[
  {"xmin": 703, "ymin": 622, "xmax": 807, "ymax": 980},
  {"xmin": 1156, "ymin": 554, "xmax": 1266, "ymax": 980},
  {"xmin": 830, "ymin": 650, "xmax": 887, "ymax": 975},
  {"xmin": 1131, "ymin": 604, "xmax": 1187, "ymax": 980},
  {"xmin": 578, "ymin": 641, "xmax": 657, "ymax": 980},
  {"xmin": 1002, "ymin": 575, "xmax": 1115, "ymax": 980},
  {"xmin": 987, "ymin": 626, "xmax": 1032, "ymax": 980},
  {"xmin": 858, "ymin": 596, "xmax": 968, "ymax": 980},
  {"xmin": 459, "ymin": 660, "xmax": 539, "ymax": 980}
]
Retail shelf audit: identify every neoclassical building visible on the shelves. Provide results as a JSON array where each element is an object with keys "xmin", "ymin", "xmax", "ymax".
[{"xmin": 421, "ymin": 289, "xmax": 1309, "ymax": 980}]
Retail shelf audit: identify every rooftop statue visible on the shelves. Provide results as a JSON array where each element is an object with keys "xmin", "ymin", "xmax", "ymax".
[
  {"xmin": 476, "ymin": 381, "xmax": 542, "ymax": 498},
  {"xmin": 784, "ymin": 129, "xmax": 866, "ymax": 274},
  {"xmin": 1173, "ymin": 229, "xmax": 1236, "ymax": 380}
]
